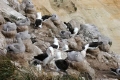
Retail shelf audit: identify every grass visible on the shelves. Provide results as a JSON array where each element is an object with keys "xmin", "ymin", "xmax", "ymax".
[{"xmin": 0, "ymin": 55, "xmax": 91, "ymax": 80}]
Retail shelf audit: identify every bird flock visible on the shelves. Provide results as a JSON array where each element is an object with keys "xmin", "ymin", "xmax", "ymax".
[{"xmin": 0, "ymin": 0, "xmax": 116, "ymax": 78}]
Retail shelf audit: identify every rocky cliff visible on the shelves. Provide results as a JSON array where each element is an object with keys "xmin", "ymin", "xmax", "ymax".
[{"xmin": 32, "ymin": 0, "xmax": 120, "ymax": 54}]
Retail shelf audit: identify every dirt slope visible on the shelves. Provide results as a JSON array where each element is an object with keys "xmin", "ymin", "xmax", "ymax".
[{"xmin": 32, "ymin": 0, "xmax": 120, "ymax": 54}]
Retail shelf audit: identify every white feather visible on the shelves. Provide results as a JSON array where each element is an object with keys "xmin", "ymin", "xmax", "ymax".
[
  {"xmin": 73, "ymin": 27, "xmax": 79, "ymax": 35},
  {"xmin": 36, "ymin": 12, "xmax": 42, "ymax": 19},
  {"xmin": 81, "ymin": 44, "xmax": 89, "ymax": 57},
  {"xmin": 35, "ymin": 64, "xmax": 41, "ymax": 71}
]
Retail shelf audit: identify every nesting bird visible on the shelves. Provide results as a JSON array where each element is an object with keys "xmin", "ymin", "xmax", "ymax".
[
  {"xmin": 16, "ymin": 17, "xmax": 30, "ymax": 32},
  {"xmin": 16, "ymin": 30, "xmax": 31, "ymax": 40},
  {"xmin": 2, "ymin": 22, "xmax": 17, "ymax": 38},
  {"xmin": 64, "ymin": 22, "xmax": 79, "ymax": 36},
  {"xmin": 51, "ymin": 37, "xmax": 59, "ymax": 49},
  {"xmin": 54, "ymin": 59, "xmax": 69, "ymax": 74},
  {"xmin": 16, "ymin": 17, "xmax": 30, "ymax": 26},
  {"xmin": 50, "ymin": 14, "xmax": 58, "ymax": 21},
  {"xmin": 67, "ymin": 51, "xmax": 84, "ymax": 62},
  {"xmin": 60, "ymin": 30, "xmax": 71, "ymax": 39},
  {"xmin": 34, "ymin": 12, "xmax": 42, "ymax": 28},
  {"xmin": 6, "ymin": 35, "xmax": 25, "ymax": 53},
  {"xmin": 80, "ymin": 44, "xmax": 90, "ymax": 58},
  {"xmin": 3, "ymin": 22, "xmax": 17, "ymax": 31},
  {"xmin": 34, "ymin": 47, "xmax": 55, "ymax": 69}
]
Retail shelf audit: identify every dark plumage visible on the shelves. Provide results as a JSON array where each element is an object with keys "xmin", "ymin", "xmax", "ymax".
[
  {"xmin": 55, "ymin": 59, "xmax": 69, "ymax": 73},
  {"xmin": 34, "ymin": 53, "xmax": 48, "ymax": 61},
  {"xmin": 7, "ymin": 46, "xmax": 13, "ymax": 52},
  {"xmin": 65, "ymin": 49, "xmax": 73, "ymax": 52},
  {"xmin": 50, "ymin": 44, "xmax": 58, "ymax": 49},
  {"xmin": 89, "ymin": 42, "xmax": 103, "ymax": 47},
  {"xmin": 60, "ymin": 31, "xmax": 65, "ymax": 34},
  {"xmin": 32, "ymin": 60, "xmax": 41, "ymax": 66},
  {"xmin": 110, "ymin": 68, "xmax": 120, "ymax": 75},
  {"xmin": 34, "ymin": 19, "xmax": 42, "ymax": 28},
  {"xmin": 64, "ymin": 22, "xmax": 74, "ymax": 34},
  {"xmin": 30, "ymin": 37, "xmax": 37, "ymax": 44},
  {"xmin": 42, "ymin": 15, "xmax": 51, "ymax": 21}
]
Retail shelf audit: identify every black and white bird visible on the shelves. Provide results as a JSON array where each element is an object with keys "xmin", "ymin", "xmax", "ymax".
[
  {"xmin": 33, "ymin": 47, "xmax": 55, "ymax": 70},
  {"xmin": 51, "ymin": 37, "xmax": 59, "ymax": 49},
  {"xmin": 64, "ymin": 22, "xmax": 79, "ymax": 36},
  {"xmin": 110, "ymin": 68, "xmax": 120, "ymax": 75},
  {"xmin": 80, "ymin": 44, "xmax": 90, "ymax": 58},
  {"xmin": 34, "ymin": 12, "xmax": 42, "ymax": 29}
]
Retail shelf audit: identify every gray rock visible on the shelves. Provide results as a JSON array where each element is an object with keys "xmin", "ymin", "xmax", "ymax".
[
  {"xmin": 80, "ymin": 24, "xmax": 101, "ymax": 41},
  {"xmin": 0, "ymin": 32, "xmax": 7, "ymax": 54},
  {"xmin": 0, "ymin": 0, "xmax": 25, "ymax": 22}
]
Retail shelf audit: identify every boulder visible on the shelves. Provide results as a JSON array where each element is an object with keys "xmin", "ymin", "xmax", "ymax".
[
  {"xmin": 79, "ymin": 24, "xmax": 101, "ymax": 42},
  {"xmin": 0, "ymin": 0, "xmax": 25, "ymax": 22},
  {"xmin": 67, "ymin": 59, "xmax": 95, "ymax": 79},
  {"xmin": 0, "ymin": 32, "xmax": 6, "ymax": 54},
  {"xmin": 7, "ymin": 0, "xmax": 21, "ymax": 12},
  {"xmin": 0, "ymin": 14, "xmax": 5, "ymax": 25}
]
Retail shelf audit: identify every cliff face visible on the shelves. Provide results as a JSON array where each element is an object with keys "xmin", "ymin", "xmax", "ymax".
[{"xmin": 32, "ymin": 0, "xmax": 120, "ymax": 53}]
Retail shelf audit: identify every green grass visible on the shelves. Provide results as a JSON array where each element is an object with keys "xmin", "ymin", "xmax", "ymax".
[{"xmin": 0, "ymin": 55, "xmax": 91, "ymax": 80}]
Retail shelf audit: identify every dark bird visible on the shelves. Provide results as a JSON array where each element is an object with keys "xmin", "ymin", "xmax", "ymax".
[
  {"xmin": 55, "ymin": 59, "xmax": 69, "ymax": 74},
  {"xmin": 89, "ymin": 42, "xmax": 103, "ymax": 48},
  {"xmin": 42, "ymin": 15, "xmax": 51, "ymax": 21},
  {"xmin": 34, "ymin": 53, "xmax": 48, "ymax": 61}
]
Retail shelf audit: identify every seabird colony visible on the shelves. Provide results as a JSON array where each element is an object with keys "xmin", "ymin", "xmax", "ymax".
[
  {"xmin": 2, "ymin": 0, "xmax": 106, "ymax": 77},
  {"xmin": 29, "ymin": 13, "xmax": 105, "ymax": 76}
]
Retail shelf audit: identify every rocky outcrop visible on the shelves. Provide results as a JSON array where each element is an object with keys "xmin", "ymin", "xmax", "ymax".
[
  {"xmin": 0, "ymin": 32, "xmax": 6, "ymax": 54},
  {"xmin": 0, "ymin": 0, "xmax": 25, "ymax": 22}
]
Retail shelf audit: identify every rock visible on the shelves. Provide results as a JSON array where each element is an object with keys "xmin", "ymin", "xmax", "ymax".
[
  {"xmin": 34, "ymin": 40, "xmax": 50, "ymax": 52},
  {"xmin": 0, "ymin": 32, "xmax": 6, "ymax": 54},
  {"xmin": 79, "ymin": 24, "xmax": 112, "ymax": 52},
  {"xmin": 20, "ymin": 0, "xmax": 37, "ymax": 24},
  {"xmin": 43, "ymin": 19, "xmax": 60, "ymax": 36},
  {"xmin": 79, "ymin": 24, "xmax": 101, "ymax": 41},
  {"xmin": 0, "ymin": 14, "xmax": 5, "ymax": 25},
  {"xmin": 26, "ymin": 13, "xmax": 36, "ymax": 24},
  {"xmin": 66, "ymin": 37, "xmax": 83, "ymax": 51},
  {"xmin": 87, "ymin": 48, "xmax": 101, "ymax": 57},
  {"xmin": 22, "ymin": 39, "xmax": 32, "ymax": 52},
  {"xmin": 7, "ymin": 0, "xmax": 21, "ymax": 12},
  {"xmin": 0, "ymin": 0, "xmax": 25, "ymax": 22},
  {"xmin": 67, "ymin": 59, "xmax": 95, "ymax": 79},
  {"xmin": 67, "ymin": 38, "xmax": 78, "ymax": 50}
]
